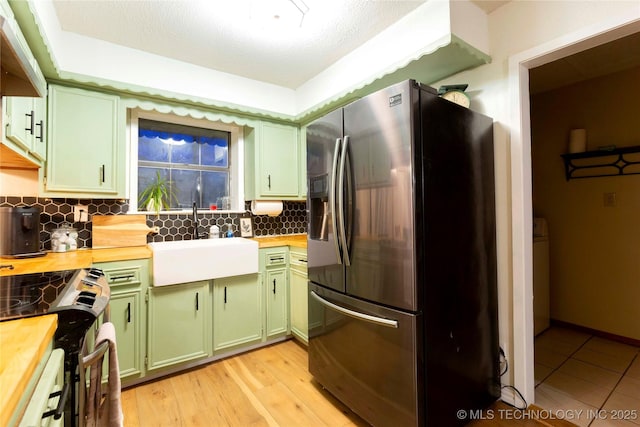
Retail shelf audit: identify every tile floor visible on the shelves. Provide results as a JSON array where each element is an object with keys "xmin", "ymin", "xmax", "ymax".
[{"xmin": 535, "ymin": 326, "xmax": 640, "ymax": 427}]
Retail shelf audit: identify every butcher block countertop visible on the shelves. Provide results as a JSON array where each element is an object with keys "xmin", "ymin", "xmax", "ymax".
[
  {"xmin": 0, "ymin": 315, "xmax": 58, "ymax": 427},
  {"xmin": 251, "ymin": 234, "xmax": 307, "ymax": 248},
  {"xmin": 0, "ymin": 235, "xmax": 305, "ymax": 276},
  {"xmin": 0, "ymin": 246, "xmax": 152, "ymax": 277}
]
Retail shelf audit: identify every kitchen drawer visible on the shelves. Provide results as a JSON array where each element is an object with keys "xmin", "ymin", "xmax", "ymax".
[
  {"xmin": 103, "ymin": 267, "xmax": 141, "ymax": 287},
  {"xmin": 94, "ymin": 259, "xmax": 148, "ymax": 289},
  {"xmin": 289, "ymin": 249, "xmax": 307, "ymax": 273},
  {"xmin": 264, "ymin": 250, "xmax": 287, "ymax": 268}
]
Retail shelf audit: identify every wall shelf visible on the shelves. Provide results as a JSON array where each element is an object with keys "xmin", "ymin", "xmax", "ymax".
[{"xmin": 560, "ymin": 146, "xmax": 640, "ymax": 180}]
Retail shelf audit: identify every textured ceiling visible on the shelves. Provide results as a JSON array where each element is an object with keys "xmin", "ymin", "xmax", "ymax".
[
  {"xmin": 52, "ymin": 0, "xmax": 430, "ymax": 89},
  {"xmin": 530, "ymin": 31, "xmax": 640, "ymax": 94},
  {"xmin": 51, "ymin": 0, "xmax": 635, "ymax": 100}
]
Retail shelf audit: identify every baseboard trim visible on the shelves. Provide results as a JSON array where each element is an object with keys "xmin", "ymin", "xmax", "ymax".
[{"xmin": 550, "ymin": 319, "xmax": 640, "ymax": 347}]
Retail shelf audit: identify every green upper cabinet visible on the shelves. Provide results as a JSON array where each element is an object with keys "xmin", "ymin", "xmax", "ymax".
[
  {"xmin": 43, "ymin": 85, "xmax": 125, "ymax": 198},
  {"xmin": 245, "ymin": 121, "xmax": 303, "ymax": 200},
  {"xmin": 3, "ymin": 94, "xmax": 47, "ymax": 165},
  {"xmin": 0, "ymin": 0, "xmax": 46, "ymax": 98},
  {"xmin": 299, "ymin": 125, "xmax": 307, "ymax": 199}
]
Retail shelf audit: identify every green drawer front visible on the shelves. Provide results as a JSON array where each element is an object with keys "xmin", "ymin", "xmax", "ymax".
[
  {"xmin": 102, "ymin": 266, "xmax": 142, "ymax": 288},
  {"xmin": 265, "ymin": 251, "xmax": 287, "ymax": 267},
  {"xmin": 289, "ymin": 249, "xmax": 307, "ymax": 272}
]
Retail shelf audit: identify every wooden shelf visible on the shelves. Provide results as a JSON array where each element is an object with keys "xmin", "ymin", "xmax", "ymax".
[{"xmin": 560, "ymin": 146, "xmax": 640, "ymax": 180}]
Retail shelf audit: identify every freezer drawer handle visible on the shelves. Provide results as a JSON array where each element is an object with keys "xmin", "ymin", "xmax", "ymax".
[{"xmin": 310, "ymin": 291, "xmax": 398, "ymax": 328}]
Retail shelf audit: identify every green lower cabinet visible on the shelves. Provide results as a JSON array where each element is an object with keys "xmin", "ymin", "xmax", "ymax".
[
  {"xmin": 93, "ymin": 259, "xmax": 149, "ymax": 384},
  {"xmin": 109, "ymin": 291, "xmax": 141, "ymax": 379},
  {"xmin": 289, "ymin": 268, "xmax": 308, "ymax": 343},
  {"xmin": 147, "ymin": 281, "xmax": 212, "ymax": 371},
  {"xmin": 265, "ymin": 268, "xmax": 288, "ymax": 339},
  {"xmin": 213, "ymin": 274, "xmax": 262, "ymax": 353},
  {"xmin": 289, "ymin": 248, "xmax": 308, "ymax": 344}
]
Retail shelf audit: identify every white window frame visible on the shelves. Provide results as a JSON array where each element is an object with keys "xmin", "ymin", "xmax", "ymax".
[{"xmin": 128, "ymin": 108, "xmax": 245, "ymax": 213}]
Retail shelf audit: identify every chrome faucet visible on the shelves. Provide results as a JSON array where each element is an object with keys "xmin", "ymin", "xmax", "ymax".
[{"xmin": 192, "ymin": 202, "xmax": 200, "ymax": 239}]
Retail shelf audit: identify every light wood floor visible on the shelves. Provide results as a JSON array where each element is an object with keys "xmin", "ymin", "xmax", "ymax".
[
  {"xmin": 121, "ymin": 340, "xmax": 368, "ymax": 426},
  {"xmin": 121, "ymin": 339, "xmax": 576, "ymax": 427}
]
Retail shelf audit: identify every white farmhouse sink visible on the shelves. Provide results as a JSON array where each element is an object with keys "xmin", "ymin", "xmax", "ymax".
[{"xmin": 149, "ymin": 238, "xmax": 259, "ymax": 286}]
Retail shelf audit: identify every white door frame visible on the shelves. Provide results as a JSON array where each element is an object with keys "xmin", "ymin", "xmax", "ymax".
[{"xmin": 508, "ymin": 14, "xmax": 640, "ymax": 404}]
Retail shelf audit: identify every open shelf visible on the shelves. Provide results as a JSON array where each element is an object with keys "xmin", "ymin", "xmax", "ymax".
[{"xmin": 560, "ymin": 146, "xmax": 640, "ymax": 180}]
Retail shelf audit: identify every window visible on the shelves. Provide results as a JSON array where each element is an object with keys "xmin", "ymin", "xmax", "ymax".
[{"xmin": 129, "ymin": 110, "xmax": 243, "ymax": 212}]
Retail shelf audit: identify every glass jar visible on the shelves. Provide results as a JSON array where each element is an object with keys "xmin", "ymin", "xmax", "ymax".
[{"xmin": 51, "ymin": 223, "xmax": 78, "ymax": 252}]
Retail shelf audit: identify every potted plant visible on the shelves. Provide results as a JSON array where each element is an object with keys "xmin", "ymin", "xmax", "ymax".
[{"xmin": 139, "ymin": 171, "xmax": 175, "ymax": 216}]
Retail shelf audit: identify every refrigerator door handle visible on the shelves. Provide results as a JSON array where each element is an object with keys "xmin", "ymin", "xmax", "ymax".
[
  {"xmin": 310, "ymin": 291, "xmax": 399, "ymax": 328},
  {"xmin": 337, "ymin": 135, "xmax": 351, "ymax": 266},
  {"xmin": 330, "ymin": 137, "xmax": 343, "ymax": 265}
]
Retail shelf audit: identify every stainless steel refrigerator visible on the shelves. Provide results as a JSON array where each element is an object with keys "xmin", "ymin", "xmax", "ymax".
[{"xmin": 306, "ymin": 80, "xmax": 500, "ymax": 426}]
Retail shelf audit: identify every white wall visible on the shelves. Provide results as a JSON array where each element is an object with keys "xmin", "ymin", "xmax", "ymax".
[{"xmin": 434, "ymin": 0, "xmax": 640, "ymax": 404}]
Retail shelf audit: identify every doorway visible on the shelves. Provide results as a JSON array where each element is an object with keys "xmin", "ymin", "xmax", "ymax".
[
  {"xmin": 508, "ymin": 16, "xmax": 640, "ymax": 406},
  {"xmin": 528, "ymin": 38, "xmax": 640, "ymax": 422}
]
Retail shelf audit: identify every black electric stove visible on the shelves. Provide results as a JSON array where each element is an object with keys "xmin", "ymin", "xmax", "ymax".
[
  {"xmin": 0, "ymin": 270, "xmax": 73, "ymax": 320},
  {"xmin": 1, "ymin": 267, "xmax": 111, "ymax": 427},
  {"xmin": 0, "ymin": 268, "xmax": 109, "ymax": 323}
]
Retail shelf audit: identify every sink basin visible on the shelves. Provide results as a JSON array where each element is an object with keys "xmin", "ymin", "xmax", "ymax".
[{"xmin": 148, "ymin": 238, "xmax": 259, "ymax": 286}]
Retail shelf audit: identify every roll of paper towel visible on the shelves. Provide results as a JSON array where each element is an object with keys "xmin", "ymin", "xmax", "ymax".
[
  {"xmin": 251, "ymin": 200, "xmax": 283, "ymax": 217},
  {"xmin": 569, "ymin": 129, "xmax": 587, "ymax": 153}
]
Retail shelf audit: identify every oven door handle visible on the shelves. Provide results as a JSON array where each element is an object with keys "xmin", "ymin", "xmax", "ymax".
[
  {"xmin": 310, "ymin": 291, "xmax": 398, "ymax": 328},
  {"xmin": 42, "ymin": 381, "xmax": 70, "ymax": 420}
]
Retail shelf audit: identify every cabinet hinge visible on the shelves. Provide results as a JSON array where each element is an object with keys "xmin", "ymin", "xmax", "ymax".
[
  {"xmin": 144, "ymin": 356, "xmax": 148, "ymax": 367},
  {"xmin": 145, "ymin": 290, "xmax": 149, "ymax": 302}
]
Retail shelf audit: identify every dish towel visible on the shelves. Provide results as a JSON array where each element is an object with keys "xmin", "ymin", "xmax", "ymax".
[{"xmin": 86, "ymin": 322, "xmax": 124, "ymax": 427}]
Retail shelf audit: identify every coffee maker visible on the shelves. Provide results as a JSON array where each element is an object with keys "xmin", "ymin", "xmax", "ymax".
[{"xmin": 0, "ymin": 206, "xmax": 45, "ymax": 258}]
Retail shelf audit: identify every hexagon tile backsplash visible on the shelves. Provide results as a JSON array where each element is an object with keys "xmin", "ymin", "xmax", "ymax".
[{"xmin": 0, "ymin": 197, "xmax": 307, "ymax": 251}]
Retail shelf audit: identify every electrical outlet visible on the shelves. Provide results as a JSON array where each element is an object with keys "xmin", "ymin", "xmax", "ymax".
[
  {"xmin": 603, "ymin": 192, "xmax": 616, "ymax": 207},
  {"xmin": 73, "ymin": 205, "xmax": 89, "ymax": 222}
]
